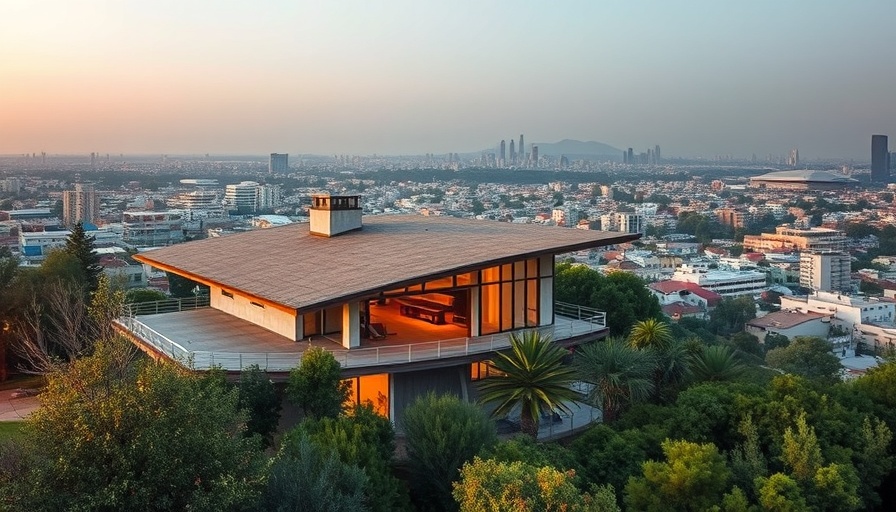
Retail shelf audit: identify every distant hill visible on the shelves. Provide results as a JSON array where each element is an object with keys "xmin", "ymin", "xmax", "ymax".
[{"xmin": 534, "ymin": 139, "xmax": 623, "ymax": 158}]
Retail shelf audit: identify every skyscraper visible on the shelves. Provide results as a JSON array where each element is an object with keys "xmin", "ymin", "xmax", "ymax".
[
  {"xmin": 655, "ymin": 145, "xmax": 661, "ymax": 164},
  {"xmin": 499, "ymin": 140, "xmax": 506, "ymax": 166},
  {"xmin": 509, "ymin": 139, "xmax": 515, "ymax": 164},
  {"xmin": 63, "ymin": 183, "xmax": 99, "ymax": 227},
  {"xmin": 627, "ymin": 148, "xmax": 634, "ymax": 164},
  {"xmin": 269, "ymin": 153, "xmax": 288, "ymax": 174},
  {"xmin": 519, "ymin": 134, "xmax": 524, "ymax": 162},
  {"xmin": 872, "ymin": 135, "xmax": 890, "ymax": 182},
  {"xmin": 531, "ymin": 145, "xmax": 539, "ymax": 168}
]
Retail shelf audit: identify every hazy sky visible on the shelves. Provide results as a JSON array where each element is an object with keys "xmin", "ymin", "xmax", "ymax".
[{"xmin": 2, "ymin": 0, "xmax": 894, "ymax": 159}]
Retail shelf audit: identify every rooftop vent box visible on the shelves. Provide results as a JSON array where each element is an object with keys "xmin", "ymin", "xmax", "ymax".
[{"xmin": 309, "ymin": 194, "xmax": 362, "ymax": 237}]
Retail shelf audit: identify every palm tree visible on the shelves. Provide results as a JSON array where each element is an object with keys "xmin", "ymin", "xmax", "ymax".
[
  {"xmin": 650, "ymin": 338, "xmax": 693, "ymax": 403},
  {"xmin": 477, "ymin": 331, "xmax": 580, "ymax": 438},
  {"xmin": 575, "ymin": 337, "xmax": 655, "ymax": 422},
  {"xmin": 691, "ymin": 345, "xmax": 746, "ymax": 382},
  {"xmin": 627, "ymin": 318, "xmax": 673, "ymax": 350}
]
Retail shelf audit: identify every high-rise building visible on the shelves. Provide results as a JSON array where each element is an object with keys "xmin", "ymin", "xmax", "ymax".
[
  {"xmin": 800, "ymin": 251, "xmax": 851, "ymax": 292},
  {"xmin": 62, "ymin": 183, "xmax": 99, "ymax": 227},
  {"xmin": 509, "ymin": 139, "xmax": 515, "ymax": 164},
  {"xmin": 655, "ymin": 145, "xmax": 661, "ymax": 164},
  {"xmin": 627, "ymin": 148, "xmax": 634, "ymax": 164},
  {"xmin": 269, "ymin": 153, "xmax": 288, "ymax": 174},
  {"xmin": 519, "ymin": 134, "xmax": 524, "ymax": 162},
  {"xmin": 531, "ymin": 145, "xmax": 539, "ymax": 168},
  {"xmin": 872, "ymin": 135, "xmax": 890, "ymax": 182},
  {"xmin": 226, "ymin": 181, "xmax": 261, "ymax": 211},
  {"xmin": 499, "ymin": 140, "xmax": 506, "ymax": 166}
]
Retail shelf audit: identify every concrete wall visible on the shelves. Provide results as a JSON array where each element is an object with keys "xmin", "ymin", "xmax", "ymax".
[
  {"xmin": 210, "ymin": 285, "xmax": 298, "ymax": 340},
  {"xmin": 309, "ymin": 208, "xmax": 362, "ymax": 237}
]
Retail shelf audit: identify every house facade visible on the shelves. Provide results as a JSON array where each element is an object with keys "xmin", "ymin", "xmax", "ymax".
[{"xmin": 116, "ymin": 195, "xmax": 638, "ymax": 422}]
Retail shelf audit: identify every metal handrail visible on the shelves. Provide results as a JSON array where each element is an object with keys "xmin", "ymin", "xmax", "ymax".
[
  {"xmin": 125, "ymin": 295, "xmax": 211, "ymax": 317},
  {"xmin": 118, "ymin": 304, "xmax": 607, "ymax": 372}
]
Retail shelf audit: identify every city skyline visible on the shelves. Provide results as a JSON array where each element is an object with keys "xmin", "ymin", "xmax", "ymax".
[{"xmin": 2, "ymin": 1, "xmax": 895, "ymax": 159}]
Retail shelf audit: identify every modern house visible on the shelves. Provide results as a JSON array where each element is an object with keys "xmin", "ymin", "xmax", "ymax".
[{"xmin": 116, "ymin": 195, "xmax": 638, "ymax": 422}]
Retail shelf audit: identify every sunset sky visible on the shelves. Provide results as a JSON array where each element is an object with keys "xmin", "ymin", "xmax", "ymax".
[{"xmin": 1, "ymin": 0, "xmax": 894, "ymax": 159}]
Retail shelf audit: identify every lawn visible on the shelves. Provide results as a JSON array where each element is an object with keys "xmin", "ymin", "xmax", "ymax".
[{"xmin": 0, "ymin": 421, "xmax": 25, "ymax": 442}]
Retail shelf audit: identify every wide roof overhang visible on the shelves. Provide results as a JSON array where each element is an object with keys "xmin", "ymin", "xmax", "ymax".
[{"xmin": 134, "ymin": 215, "xmax": 639, "ymax": 314}]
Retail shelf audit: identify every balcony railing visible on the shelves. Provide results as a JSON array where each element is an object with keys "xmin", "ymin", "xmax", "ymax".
[
  {"xmin": 126, "ymin": 295, "xmax": 210, "ymax": 316},
  {"xmin": 116, "ymin": 300, "xmax": 606, "ymax": 372}
]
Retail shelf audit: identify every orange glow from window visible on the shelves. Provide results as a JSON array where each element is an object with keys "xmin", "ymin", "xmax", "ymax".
[{"xmin": 343, "ymin": 373, "xmax": 390, "ymax": 417}]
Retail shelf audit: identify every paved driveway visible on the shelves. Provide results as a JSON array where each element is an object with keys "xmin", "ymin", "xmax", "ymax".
[{"xmin": 0, "ymin": 390, "xmax": 39, "ymax": 421}]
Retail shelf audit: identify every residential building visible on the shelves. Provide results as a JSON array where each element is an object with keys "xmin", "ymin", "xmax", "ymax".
[
  {"xmin": 62, "ymin": 183, "xmax": 99, "ymax": 227},
  {"xmin": 742, "ymin": 226, "xmax": 847, "ymax": 253},
  {"xmin": 18, "ymin": 230, "xmax": 70, "ymax": 261},
  {"xmin": 716, "ymin": 208, "xmax": 747, "ymax": 228},
  {"xmin": 648, "ymin": 280, "xmax": 723, "ymax": 319},
  {"xmin": 745, "ymin": 310, "xmax": 830, "ymax": 343},
  {"xmin": 780, "ymin": 291, "xmax": 896, "ymax": 353},
  {"xmin": 122, "ymin": 211, "xmax": 185, "ymax": 247},
  {"xmin": 799, "ymin": 252, "xmax": 851, "ymax": 292},
  {"xmin": 225, "ymin": 181, "xmax": 260, "ymax": 211},
  {"xmin": 269, "ymin": 153, "xmax": 289, "ymax": 174},
  {"xmin": 872, "ymin": 135, "xmax": 889, "ymax": 183},
  {"xmin": 256, "ymin": 184, "xmax": 282, "ymax": 211},
  {"xmin": 671, "ymin": 264, "xmax": 767, "ymax": 297},
  {"xmin": 117, "ymin": 195, "xmax": 638, "ymax": 423},
  {"xmin": 600, "ymin": 213, "xmax": 643, "ymax": 234}
]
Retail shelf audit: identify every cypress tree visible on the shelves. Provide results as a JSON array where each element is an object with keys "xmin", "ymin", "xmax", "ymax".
[{"xmin": 63, "ymin": 221, "xmax": 102, "ymax": 291}]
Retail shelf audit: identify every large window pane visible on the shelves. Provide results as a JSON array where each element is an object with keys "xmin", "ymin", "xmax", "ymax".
[
  {"xmin": 501, "ymin": 264, "xmax": 513, "ymax": 282},
  {"xmin": 527, "ymin": 279, "xmax": 539, "ymax": 327},
  {"xmin": 501, "ymin": 282, "xmax": 513, "ymax": 331},
  {"xmin": 513, "ymin": 280, "xmax": 526, "ymax": 329},
  {"xmin": 482, "ymin": 266, "xmax": 500, "ymax": 284},
  {"xmin": 527, "ymin": 258, "xmax": 539, "ymax": 278},
  {"xmin": 481, "ymin": 284, "xmax": 500, "ymax": 335}
]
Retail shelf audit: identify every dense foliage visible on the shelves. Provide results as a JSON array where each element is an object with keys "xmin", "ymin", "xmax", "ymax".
[
  {"xmin": 554, "ymin": 262, "xmax": 662, "ymax": 335},
  {"xmin": 403, "ymin": 393, "xmax": 496, "ymax": 511}
]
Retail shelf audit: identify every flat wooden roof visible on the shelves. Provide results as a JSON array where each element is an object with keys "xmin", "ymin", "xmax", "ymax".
[{"xmin": 135, "ymin": 215, "xmax": 638, "ymax": 312}]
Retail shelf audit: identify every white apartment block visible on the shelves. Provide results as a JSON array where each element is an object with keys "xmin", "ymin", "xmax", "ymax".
[
  {"xmin": 799, "ymin": 252, "xmax": 851, "ymax": 292},
  {"xmin": 672, "ymin": 264, "xmax": 767, "ymax": 297}
]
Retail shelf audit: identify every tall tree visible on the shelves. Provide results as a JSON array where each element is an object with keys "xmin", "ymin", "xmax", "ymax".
[
  {"xmin": 554, "ymin": 263, "xmax": 662, "ymax": 335},
  {"xmin": 7, "ymin": 337, "xmax": 262, "ymax": 511},
  {"xmin": 238, "ymin": 364, "xmax": 282, "ymax": 448},
  {"xmin": 287, "ymin": 346, "xmax": 351, "ymax": 419},
  {"xmin": 765, "ymin": 337, "xmax": 842, "ymax": 385},
  {"xmin": 62, "ymin": 221, "xmax": 102, "ymax": 291},
  {"xmin": 402, "ymin": 393, "xmax": 496, "ymax": 511},
  {"xmin": 624, "ymin": 439, "xmax": 731, "ymax": 512},
  {"xmin": 453, "ymin": 457, "xmax": 618, "ymax": 512},
  {"xmin": 477, "ymin": 331, "xmax": 580, "ymax": 438},
  {"xmin": 299, "ymin": 404, "xmax": 411, "ymax": 512},
  {"xmin": 260, "ymin": 433, "xmax": 368, "ymax": 512},
  {"xmin": 575, "ymin": 338, "xmax": 655, "ymax": 422}
]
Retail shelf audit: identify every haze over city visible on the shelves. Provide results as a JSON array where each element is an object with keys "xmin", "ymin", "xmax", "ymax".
[{"xmin": 2, "ymin": 0, "xmax": 895, "ymax": 159}]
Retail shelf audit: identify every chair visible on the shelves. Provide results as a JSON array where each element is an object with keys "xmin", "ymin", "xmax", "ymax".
[{"xmin": 368, "ymin": 322, "xmax": 387, "ymax": 340}]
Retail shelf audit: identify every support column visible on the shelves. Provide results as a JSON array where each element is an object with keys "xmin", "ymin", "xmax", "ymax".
[
  {"xmin": 540, "ymin": 255, "xmax": 554, "ymax": 326},
  {"xmin": 470, "ymin": 287, "xmax": 480, "ymax": 337},
  {"xmin": 342, "ymin": 302, "xmax": 360, "ymax": 349},
  {"xmin": 295, "ymin": 314, "xmax": 304, "ymax": 341}
]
